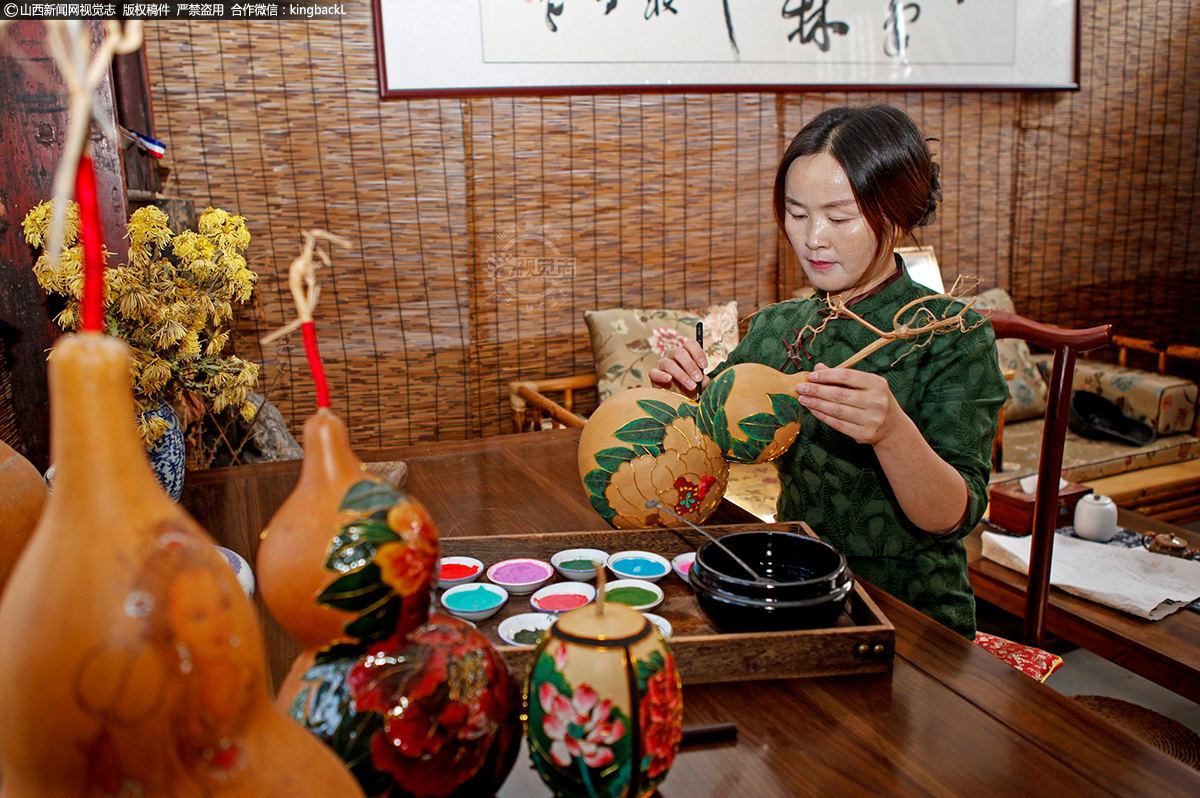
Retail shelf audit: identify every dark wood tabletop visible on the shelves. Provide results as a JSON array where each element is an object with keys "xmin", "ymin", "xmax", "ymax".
[
  {"xmin": 182, "ymin": 428, "xmax": 1200, "ymax": 796},
  {"xmin": 966, "ymin": 509, "xmax": 1200, "ymax": 704}
]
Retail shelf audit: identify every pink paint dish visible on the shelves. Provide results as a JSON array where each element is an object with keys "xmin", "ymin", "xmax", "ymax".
[
  {"xmin": 486, "ymin": 558, "xmax": 554, "ymax": 595},
  {"xmin": 672, "ymin": 552, "xmax": 696, "ymax": 583}
]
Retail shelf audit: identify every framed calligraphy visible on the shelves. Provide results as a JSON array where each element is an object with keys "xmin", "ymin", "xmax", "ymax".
[{"xmin": 372, "ymin": 0, "xmax": 1079, "ymax": 98}]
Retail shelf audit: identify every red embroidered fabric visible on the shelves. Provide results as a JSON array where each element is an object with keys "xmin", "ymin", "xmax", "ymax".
[{"xmin": 973, "ymin": 631, "xmax": 1064, "ymax": 682}]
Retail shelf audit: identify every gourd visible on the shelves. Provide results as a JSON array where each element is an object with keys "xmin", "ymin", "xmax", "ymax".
[
  {"xmin": 0, "ymin": 158, "xmax": 364, "ymax": 798},
  {"xmin": 578, "ymin": 363, "xmax": 807, "ymax": 529},
  {"xmin": 0, "ymin": 438, "xmax": 48, "ymax": 591}
]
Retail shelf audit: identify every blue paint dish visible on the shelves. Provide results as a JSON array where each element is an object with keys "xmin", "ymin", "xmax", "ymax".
[
  {"xmin": 607, "ymin": 551, "xmax": 671, "ymax": 583},
  {"xmin": 440, "ymin": 582, "xmax": 508, "ymax": 621}
]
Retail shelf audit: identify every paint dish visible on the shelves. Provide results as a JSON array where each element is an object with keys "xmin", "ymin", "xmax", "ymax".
[
  {"xmin": 530, "ymin": 582, "xmax": 597, "ymax": 613},
  {"xmin": 642, "ymin": 613, "xmax": 673, "ymax": 640},
  {"xmin": 603, "ymin": 579, "xmax": 664, "ymax": 611},
  {"xmin": 497, "ymin": 613, "xmax": 556, "ymax": 646},
  {"xmin": 437, "ymin": 556, "xmax": 485, "ymax": 590},
  {"xmin": 486, "ymin": 558, "xmax": 554, "ymax": 595},
  {"xmin": 671, "ymin": 552, "xmax": 695, "ymax": 583},
  {"xmin": 440, "ymin": 582, "xmax": 508, "ymax": 621},
  {"xmin": 607, "ymin": 551, "xmax": 671, "ymax": 583},
  {"xmin": 551, "ymin": 548, "xmax": 609, "ymax": 581}
]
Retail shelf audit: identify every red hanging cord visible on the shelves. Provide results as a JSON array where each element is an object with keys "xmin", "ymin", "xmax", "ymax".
[
  {"xmin": 75, "ymin": 156, "xmax": 105, "ymax": 333},
  {"xmin": 301, "ymin": 321, "xmax": 331, "ymax": 409}
]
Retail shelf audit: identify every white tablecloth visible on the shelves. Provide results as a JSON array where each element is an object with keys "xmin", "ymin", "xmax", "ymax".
[{"xmin": 981, "ymin": 531, "xmax": 1200, "ymax": 620}]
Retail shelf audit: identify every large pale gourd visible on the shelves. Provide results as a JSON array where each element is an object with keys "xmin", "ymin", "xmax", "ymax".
[
  {"xmin": 0, "ymin": 438, "xmax": 47, "ymax": 591},
  {"xmin": 0, "ymin": 333, "xmax": 365, "ymax": 798},
  {"xmin": 579, "ymin": 363, "xmax": 807, "ymax": 528}
]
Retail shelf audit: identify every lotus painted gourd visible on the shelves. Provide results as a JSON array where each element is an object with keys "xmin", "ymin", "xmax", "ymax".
[{"xmin": 579, "ymin": 363, "xmax": 807, "ymax": 528}]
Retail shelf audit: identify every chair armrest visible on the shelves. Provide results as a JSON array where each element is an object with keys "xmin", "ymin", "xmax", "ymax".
[{"xmin": 509, "ymin": 374, "xmax": 594, "ymax": 432}]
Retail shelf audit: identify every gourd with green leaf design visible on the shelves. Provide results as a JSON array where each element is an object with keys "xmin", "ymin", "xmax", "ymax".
[{"xmin": 578, "ymin": 363, "xmax": 808, "ymax": 529}]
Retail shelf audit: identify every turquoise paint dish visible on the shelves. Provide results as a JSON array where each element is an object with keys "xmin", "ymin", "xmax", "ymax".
[
  {"xmin": 607, "ymin": 550, "xmax": 672, "ymax": 584},
  {"xmin": 440, "ymin": 582, "xmax": 508, "ymax": 621}
]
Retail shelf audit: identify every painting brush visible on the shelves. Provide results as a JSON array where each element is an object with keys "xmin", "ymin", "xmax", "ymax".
[{"xmin": 645, "ymin": 500, "xmax": 775, "ymax": 584}]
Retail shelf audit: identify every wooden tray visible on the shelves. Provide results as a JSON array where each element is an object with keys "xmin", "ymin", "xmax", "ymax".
[{"xmin": 439, "ymin": 522, "xmax": 894, "ymax": 685}]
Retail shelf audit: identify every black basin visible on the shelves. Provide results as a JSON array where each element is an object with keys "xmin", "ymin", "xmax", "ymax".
[{"xmin": 688, "ymin": 530, "xmax": 853, "ymax": 633}]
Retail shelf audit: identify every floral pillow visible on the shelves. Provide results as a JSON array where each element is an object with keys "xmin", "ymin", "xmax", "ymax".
[
  {"xmin": 972, "ymin": 288, "xmax": 1049, "ymax": 422},
  {"xmin": 584, "ymin": 302, "xmax": 739, "ymax": 403}
]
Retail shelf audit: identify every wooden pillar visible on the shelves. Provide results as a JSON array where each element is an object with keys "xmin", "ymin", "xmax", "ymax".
[{"xmin": 0, "ymin": 22, "xmax": 128, "ymax": 471}]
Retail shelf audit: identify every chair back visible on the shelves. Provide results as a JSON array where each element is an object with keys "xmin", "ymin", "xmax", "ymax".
[{"xmin": 983, "ymin": 310, "xmax": 1112, "ymax": 647}]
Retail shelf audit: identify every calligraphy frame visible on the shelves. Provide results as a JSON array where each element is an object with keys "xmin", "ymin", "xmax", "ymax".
[{"xmin": 372, "ymin": 0, "xmax": 1079, "ymax": 98}]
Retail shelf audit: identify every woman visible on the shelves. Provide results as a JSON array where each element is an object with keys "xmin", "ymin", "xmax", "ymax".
[{"xmin": 649, "ymin": 105, "xmax": 1008, "ymax": 637}]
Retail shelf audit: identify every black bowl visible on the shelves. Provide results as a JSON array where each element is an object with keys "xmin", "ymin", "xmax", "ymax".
[{"xmin": 688, "ymin": 530, "xmax": 853, "ymax": 633}]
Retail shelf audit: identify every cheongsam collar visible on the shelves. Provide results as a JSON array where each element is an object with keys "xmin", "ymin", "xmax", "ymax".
[{"xmin": 813, "ymin": 252, "xmax": 911, "ymax": 310}]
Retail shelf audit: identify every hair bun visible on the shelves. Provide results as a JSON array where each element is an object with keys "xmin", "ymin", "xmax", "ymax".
[{"xmin": 918, "ymin": 161, "xmax": 942, "ymax": 228}]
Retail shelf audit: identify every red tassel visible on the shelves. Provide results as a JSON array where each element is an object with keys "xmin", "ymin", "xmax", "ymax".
[
  {"xmin": 75, "ymin": 156, "xmax": 105, "ymax": 333},
  {"xmin": 301, "ymin": 321, "xmax": 331, "ymax": 409}
]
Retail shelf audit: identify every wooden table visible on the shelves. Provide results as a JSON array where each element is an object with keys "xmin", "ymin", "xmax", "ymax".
[
  {"xmin": 966, "ymin": 509, "xmax": 1200, "ymax": 704},
  {"xmin": 183, "ymin": 428, "xmax": 1200, "ymax": 796}
]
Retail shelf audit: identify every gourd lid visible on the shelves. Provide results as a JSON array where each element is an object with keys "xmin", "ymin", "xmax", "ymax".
[{"xmin": 555, "ymin": 599, "xmax": 648, "ymax": 642}]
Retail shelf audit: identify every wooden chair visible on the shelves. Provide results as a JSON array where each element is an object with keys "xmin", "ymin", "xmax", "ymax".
[
  {"xmin": 984, "ymin": 310, "xmax": 1112, "ymax": 648},
  {"xmin": 508, "ymin": 374, "xmax": 593, "ymax": 433}
]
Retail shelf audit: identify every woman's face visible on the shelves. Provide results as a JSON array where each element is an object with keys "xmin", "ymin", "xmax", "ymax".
[{"xmin": 782, "ymin": 152, "xmax": 898, "ymax": 299}]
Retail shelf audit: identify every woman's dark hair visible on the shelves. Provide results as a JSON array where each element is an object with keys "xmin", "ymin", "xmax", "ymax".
[{"xmin": 773, "ymin": 104, "xmax": 941, "ymax": 267}]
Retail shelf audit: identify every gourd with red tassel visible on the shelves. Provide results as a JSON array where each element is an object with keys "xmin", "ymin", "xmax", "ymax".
[
  {"xmin": 257, "ymin": 232, "xmax": 521, "ymax": 798},
  {"xmin": 0, "ymin": 157, "xmax": 366, "ymax": 798}
]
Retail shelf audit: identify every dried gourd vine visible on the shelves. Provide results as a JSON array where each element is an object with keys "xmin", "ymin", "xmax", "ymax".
[
  {"xmin": 783, "ymin": 276, "xmax": 986, "ymax": 372},
  {"xmin": 261, "ymin": 229, "xmax": 352, "ymax": 409}
]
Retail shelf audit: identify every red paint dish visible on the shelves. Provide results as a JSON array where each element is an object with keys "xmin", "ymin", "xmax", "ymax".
[{"xmin": 529, "ymin": 582, "xmax": 597, "ymax": 613}]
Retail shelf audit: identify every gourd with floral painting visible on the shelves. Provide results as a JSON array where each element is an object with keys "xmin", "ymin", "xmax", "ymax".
[
  {"xmin": 578, "ymin": 363, "xmax": 807, "ymax": 528},
  {"xmin": 258, "ymin": 231, "xmax": 521, "ymax": 798},
  {"xmin": 525, "ymin": 593, "xmax": 683, "ymax": 798}
]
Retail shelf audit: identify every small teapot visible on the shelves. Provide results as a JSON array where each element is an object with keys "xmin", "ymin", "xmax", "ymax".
[{"xmin": 1139, "ymin": 532, "xmax": 1200, "ymax": 560}]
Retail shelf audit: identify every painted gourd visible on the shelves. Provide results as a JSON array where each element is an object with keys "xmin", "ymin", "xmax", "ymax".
[
  {"xmin": 260, "ymin": 411, "xmax": 521, "ymax": 797},
  {"xmin": 579, "ymin": 362, "xmax": 807, "ymax": 528},
  {"xmin": 0, "ymin": 438, "xmax": 48, "ymax": 591},
  {"xmin": 0, "ymin": 333, "xmax": 365, "ymax": 797},
  {"xmin": 257, "ymin": 408, "xmax": 438, "ymax": 708},
  {"xmin": 525, "ymin": 600, "xmax": 683, "ymax": 798},
  {"xmin": 290, "ymin": 613, "xmax": 522, "ymax": 798}
]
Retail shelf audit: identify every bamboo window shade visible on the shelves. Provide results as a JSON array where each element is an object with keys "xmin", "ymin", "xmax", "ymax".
[{"xmin": 143, "ymin": 1, "xmax": 1200, "ymax": 452}]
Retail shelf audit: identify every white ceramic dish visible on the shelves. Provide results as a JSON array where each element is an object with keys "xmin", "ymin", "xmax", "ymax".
[
  {"xmin": 551, "ymin": 548, "xmax": 609, "ymax": 581},
  {"xmin": 607, "ymin": 550, "xmax": 671, "ymax": 583},
  {"xmin": 497, "ymin": 612, "xmax": 556, "ymax": 646},
  {"xmin": 486, "ymin": 558, "xmax": 554, "ymax": 595},
  {"xmin": 530, "ymin": 582, "xmax": 597, "ymax": 613},
  {"xmin": 671, "ymin": 551, "xmax": 696, "ymax": 583},
  {"xmin": 439, "ymin": 582, "xmax": 508, "ymax": 621},
  {"xmin": 436, "ymin": 556, "xmax": 485, "ymax": 590},
  {"xmin": 642, "ymin": 612, "xmax": 673, "ymax": 640},
  {"xmin": 602, "ymin": 578, "xmax": 664, "ymax": 611}
]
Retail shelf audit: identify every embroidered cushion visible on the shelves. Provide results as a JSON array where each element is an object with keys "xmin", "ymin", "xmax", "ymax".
[
  {"xmin": 973, "ymin": 288, "xmax": 1050, "ymax": 423},
  {"xmin": 1071, "ymin": 360, "xmax": 1197, "ymax": 436},
  {"xmin": 973, "ymin": 631, "xmax": 1064, "ymax": 682},
  {"xmin": 584, "ymin": 302, "xmax": 739, "ymax": 403}
]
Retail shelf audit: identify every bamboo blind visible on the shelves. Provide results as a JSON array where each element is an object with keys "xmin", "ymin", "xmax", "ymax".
[{"xmin": 144, "ymin": 0, "xmax": 1200, "ymax": 451}]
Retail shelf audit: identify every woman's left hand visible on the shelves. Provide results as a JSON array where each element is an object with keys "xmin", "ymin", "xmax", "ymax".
[{"xmin": 794, "ymin": 363, "xmax": 900, "ymax": 445}]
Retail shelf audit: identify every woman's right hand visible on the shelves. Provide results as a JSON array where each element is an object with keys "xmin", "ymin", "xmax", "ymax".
[{"xmin": 648, "ymin": 340, "xmax": 711, "ymax": 397}]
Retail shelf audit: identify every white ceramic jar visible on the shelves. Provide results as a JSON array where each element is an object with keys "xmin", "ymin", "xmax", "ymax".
[{"xmin": 1074, "ymin": 494, "xmax": 1119, "ymax": 542}]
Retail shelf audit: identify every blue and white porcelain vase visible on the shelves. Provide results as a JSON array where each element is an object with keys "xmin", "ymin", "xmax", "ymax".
[{"xmin": 143, "ymin": 399, "xmax": 185, "ymax": 501}]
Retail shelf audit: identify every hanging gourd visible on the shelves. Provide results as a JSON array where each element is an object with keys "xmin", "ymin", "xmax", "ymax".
[
  {"xmin": 258, "ymin": 232, "xmax": 521, "ymax": 798},
  {"xmin": 0, "ymin": 143, "xmax": 365, "ymax": 796}
]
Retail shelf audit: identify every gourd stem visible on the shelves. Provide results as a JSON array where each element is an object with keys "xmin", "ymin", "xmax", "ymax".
[{"xmin": 301, "ymin": 322, "xmax": 332, "ymax": 409}]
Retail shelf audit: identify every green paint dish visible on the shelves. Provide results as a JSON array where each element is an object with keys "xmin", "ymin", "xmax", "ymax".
[
  {"xmin": 512, "ymin": 629, "xmax": 543, "ymax": 645},
  {"xmin": 559, "ymin": 558, "xmax": 596, "ymax": 571},
  {"xmin": 605, "ymin": 585, "xmax": 659, "ymax": 606}
]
